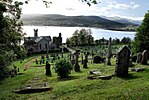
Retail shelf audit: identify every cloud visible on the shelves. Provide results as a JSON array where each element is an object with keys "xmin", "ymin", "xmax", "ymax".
[
  {"xmin": 107, "ymin": 1, "xmax": 140, "ymax": 10},
  {"xmin": 65, "ymin": 8, "xmax": 75, "ymax": 10}
]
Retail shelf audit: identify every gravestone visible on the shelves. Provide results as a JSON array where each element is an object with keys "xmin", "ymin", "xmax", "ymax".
[
  {"xmin": 41, "ymin": 55, "xmax": 44, "ymax": 59},
  {"xmin": 136, "ymin": 52, "xmax": 142, "ymax": 63},
  {"xmin": 84, "ymin": 52, "xmax": 90, "ymax": 62},
  {"xmin": 106, "ymin": 37, "xmax": 112, "ymax": 65},
  {"xmin": 40, "ymin": 59, "xmax": 42, "ymax": 64},
  {"xmin": 45, "ymin": 62, "xmax": 52, "ymax": 76},
  {"xmin": 35, "ymin": 59, "xmax": 38, "ymax": 64},
  {"xmin": 61, "ymin": 48, "xmax": 64, "ymax": 58},
  {"xmin": 127, "ymin": 45, "xmax": 133, "ymax": 67},
  {"xmin": 69, "ymin": 52, "xmax": 72, "ymax": 60},
  {"xmin": 46, "ymin": 54, "xmax": 49, "ymax": 60},
  {"xmin": 81, "ymin": 54, "xmax": 84, "ymax": 65},
  {"xmin": 141, "ymin": 50, "xmax": 148, "ymax": 65},
  {"xmin": 83, "ymin": 58, "xmax": 88, "ymax": 68},
  {"xmin": 93, "ymin": 56, "xmax": 104, "ymax": 64},
  {"xmin": 115, "ymin": 46, "xmax": 131, "ymax": 77},
  {"xmin": 74, "ymin": 50, "xmax": 80, "ymax": 72}
]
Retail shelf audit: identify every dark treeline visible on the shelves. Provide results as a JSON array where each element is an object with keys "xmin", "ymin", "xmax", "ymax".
[{"xmin": 66, "ymin": 28, "xmax": 131, "ymax": 46}]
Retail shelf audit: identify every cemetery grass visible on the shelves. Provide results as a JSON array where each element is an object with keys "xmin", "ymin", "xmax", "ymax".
[{"xmin": 1, "ymin": 56, "xmax": 149, "ymax": 99}]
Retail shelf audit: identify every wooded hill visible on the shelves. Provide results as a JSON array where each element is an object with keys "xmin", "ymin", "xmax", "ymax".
[{"xmin": 22, "ymin": 14, "xmax": 138, "ymax": 30}]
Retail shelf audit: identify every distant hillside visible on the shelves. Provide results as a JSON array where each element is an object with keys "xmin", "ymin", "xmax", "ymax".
[
  {"xmin": 22, "ymin": 14, "xmax": 138, "ymax": 30},
  {"xmin": 101, "ymin": 16, "xmax": 142, "ymax": 26}
]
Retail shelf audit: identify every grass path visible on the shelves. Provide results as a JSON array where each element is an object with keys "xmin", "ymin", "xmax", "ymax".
[{"xmin": 23, "ymin": 57, "xmax": 39, "ymax": 70}]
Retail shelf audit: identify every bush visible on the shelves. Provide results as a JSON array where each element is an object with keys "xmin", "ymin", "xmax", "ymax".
[{"xmin": 54, "ymin": 59, "xmax": 73, "ymax": 78}]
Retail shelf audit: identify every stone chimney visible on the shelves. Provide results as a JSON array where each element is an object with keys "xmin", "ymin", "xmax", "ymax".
[{"xmin": 34, "ymin": 29, "xmax": 38, "ymax": 37}]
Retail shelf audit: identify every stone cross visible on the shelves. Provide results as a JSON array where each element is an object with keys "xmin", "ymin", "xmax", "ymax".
[
  {"xmin": 115, "ymin": 46, "xmax": 131, "ymax": 77},
  {"xmin": 136, "ymin": 52, "xmax": 142, "ymax": 63},
  {"xmin": 106, "ymin": 37, "xmax": 112, "ymax": 65},
  {"xmin": 141, "ymin": 50, "xmax": 148, "ymax": 65},
  {"xmin": 74, "ymin": 50, "xmax": 80, "ymax": 72}
]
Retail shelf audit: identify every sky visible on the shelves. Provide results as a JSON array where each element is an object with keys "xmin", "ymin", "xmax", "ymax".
[{"xmin": 21, "ymin": 0, "xmax": 149, "ymax": 20}]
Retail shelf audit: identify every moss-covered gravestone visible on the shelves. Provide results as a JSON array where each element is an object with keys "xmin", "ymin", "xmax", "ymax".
[{"xmin": 115, "ymin": 46, "xmax": 130, "ymax": 77}]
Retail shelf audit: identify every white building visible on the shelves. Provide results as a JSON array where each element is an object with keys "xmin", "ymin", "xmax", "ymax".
[{"xmin": 24, "ymin": 29, "xmax": 61, "ymax": 53}]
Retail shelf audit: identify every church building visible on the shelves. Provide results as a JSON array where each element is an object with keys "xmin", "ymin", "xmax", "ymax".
[{"xmin": 24, "ymin": 29, "xmax": 62, "ymax": 53}]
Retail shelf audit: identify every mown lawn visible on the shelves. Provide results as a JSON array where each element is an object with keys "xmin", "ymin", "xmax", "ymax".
[{"xmin": 0, "ymin": 55, "xmax": 149, "ymax": 100}]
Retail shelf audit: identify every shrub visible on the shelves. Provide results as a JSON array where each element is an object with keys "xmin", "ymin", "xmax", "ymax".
[{"xmin": 54, "ymin": 59, "xmax": 73, "ymax": 78}]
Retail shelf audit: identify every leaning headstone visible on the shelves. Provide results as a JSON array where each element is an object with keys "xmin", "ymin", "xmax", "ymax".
[
  {"xmin": 45, "ymin": 62, "xmax": 52, "ymax": 76},
  {"xmin": 74, "ymin": 50, "xmax": 80, "ymax": 72},
  {"xmin": 115, "ymin": 46, "xmax": 131, "ymax": 77},
  {"xmin": 136, "ymin": 52, "xmax": 142, "ymax": 63},
  {"xmin": 141, "ymin": 50, "xmax": 148, "ymax": 65},
  {"xmin": 106, "ymin": 37, "xmax": 112, "ymax": 65}
]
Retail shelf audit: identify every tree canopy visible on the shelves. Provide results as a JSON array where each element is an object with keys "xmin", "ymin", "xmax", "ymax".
[
  {"xmin": 66, "ymin": 29, "xmax": 94, "ymax": 46},
  {"xmin": 132, "ymin": 10, "xmax": 149, "ymax": 53}
]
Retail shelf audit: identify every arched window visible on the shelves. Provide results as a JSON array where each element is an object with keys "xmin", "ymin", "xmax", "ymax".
[
  {"xmin": 40, "ymin": 44, "xmax": 42, "ymax": 50},
  {"xmin": 45, "ymin": 43, "xmax": 47, "ymax": 49}
]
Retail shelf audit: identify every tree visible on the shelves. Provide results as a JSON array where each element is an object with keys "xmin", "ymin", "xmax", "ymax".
[
  {"xmin": 24, "ymin": 0, "xmax": 98, "ymax": 7},
  {"xmin": 68, "ymin": 29, "xmax": 94, "ymax": 46},
  {"xmin": 132, "ymin": 10, "xmax": 149, "ymax": 53},
  {"xmin": 54, "ymin": 59, "xmax": 73, "ymax": 78},
  {"xmin": 121, "ymin": 37, "xmax": 131, "ymax": 44},
  {"xmin": 0, "ymin": 0, "xmax": 25, "ymax": 80}
]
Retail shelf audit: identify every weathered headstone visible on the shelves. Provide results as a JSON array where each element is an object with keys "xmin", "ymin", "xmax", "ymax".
[
  {"xmin": 115, "ymin": 46, "xmax": 131, "ymax": 77},
  {"xmin": 141, "ymin": 50, "xmax": 148, "ymax": 65},
  {"xmin": 106, "ymin": 37, "xmax": 112, "ymax": 65},
  {"xmin": 45, "ymin": 62, "xmax": 52, "ymax": 76},
  {"xmin": 74, "ymin": 50, "xmax": 80, "ymax": 72},
  {"xmin": 136, "ymin": 52, "xmax": 142, "ymax": 63}
]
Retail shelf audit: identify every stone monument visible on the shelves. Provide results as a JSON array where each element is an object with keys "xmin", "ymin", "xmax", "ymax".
[{"xmin": 115, "ymin": 46, "xmax": 131, "ymax": 77}]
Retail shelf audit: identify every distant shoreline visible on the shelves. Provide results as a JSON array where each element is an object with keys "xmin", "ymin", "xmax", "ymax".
[{"xmin": 22, "ymin": 25, "xmax": 136, "ymax": 32}]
